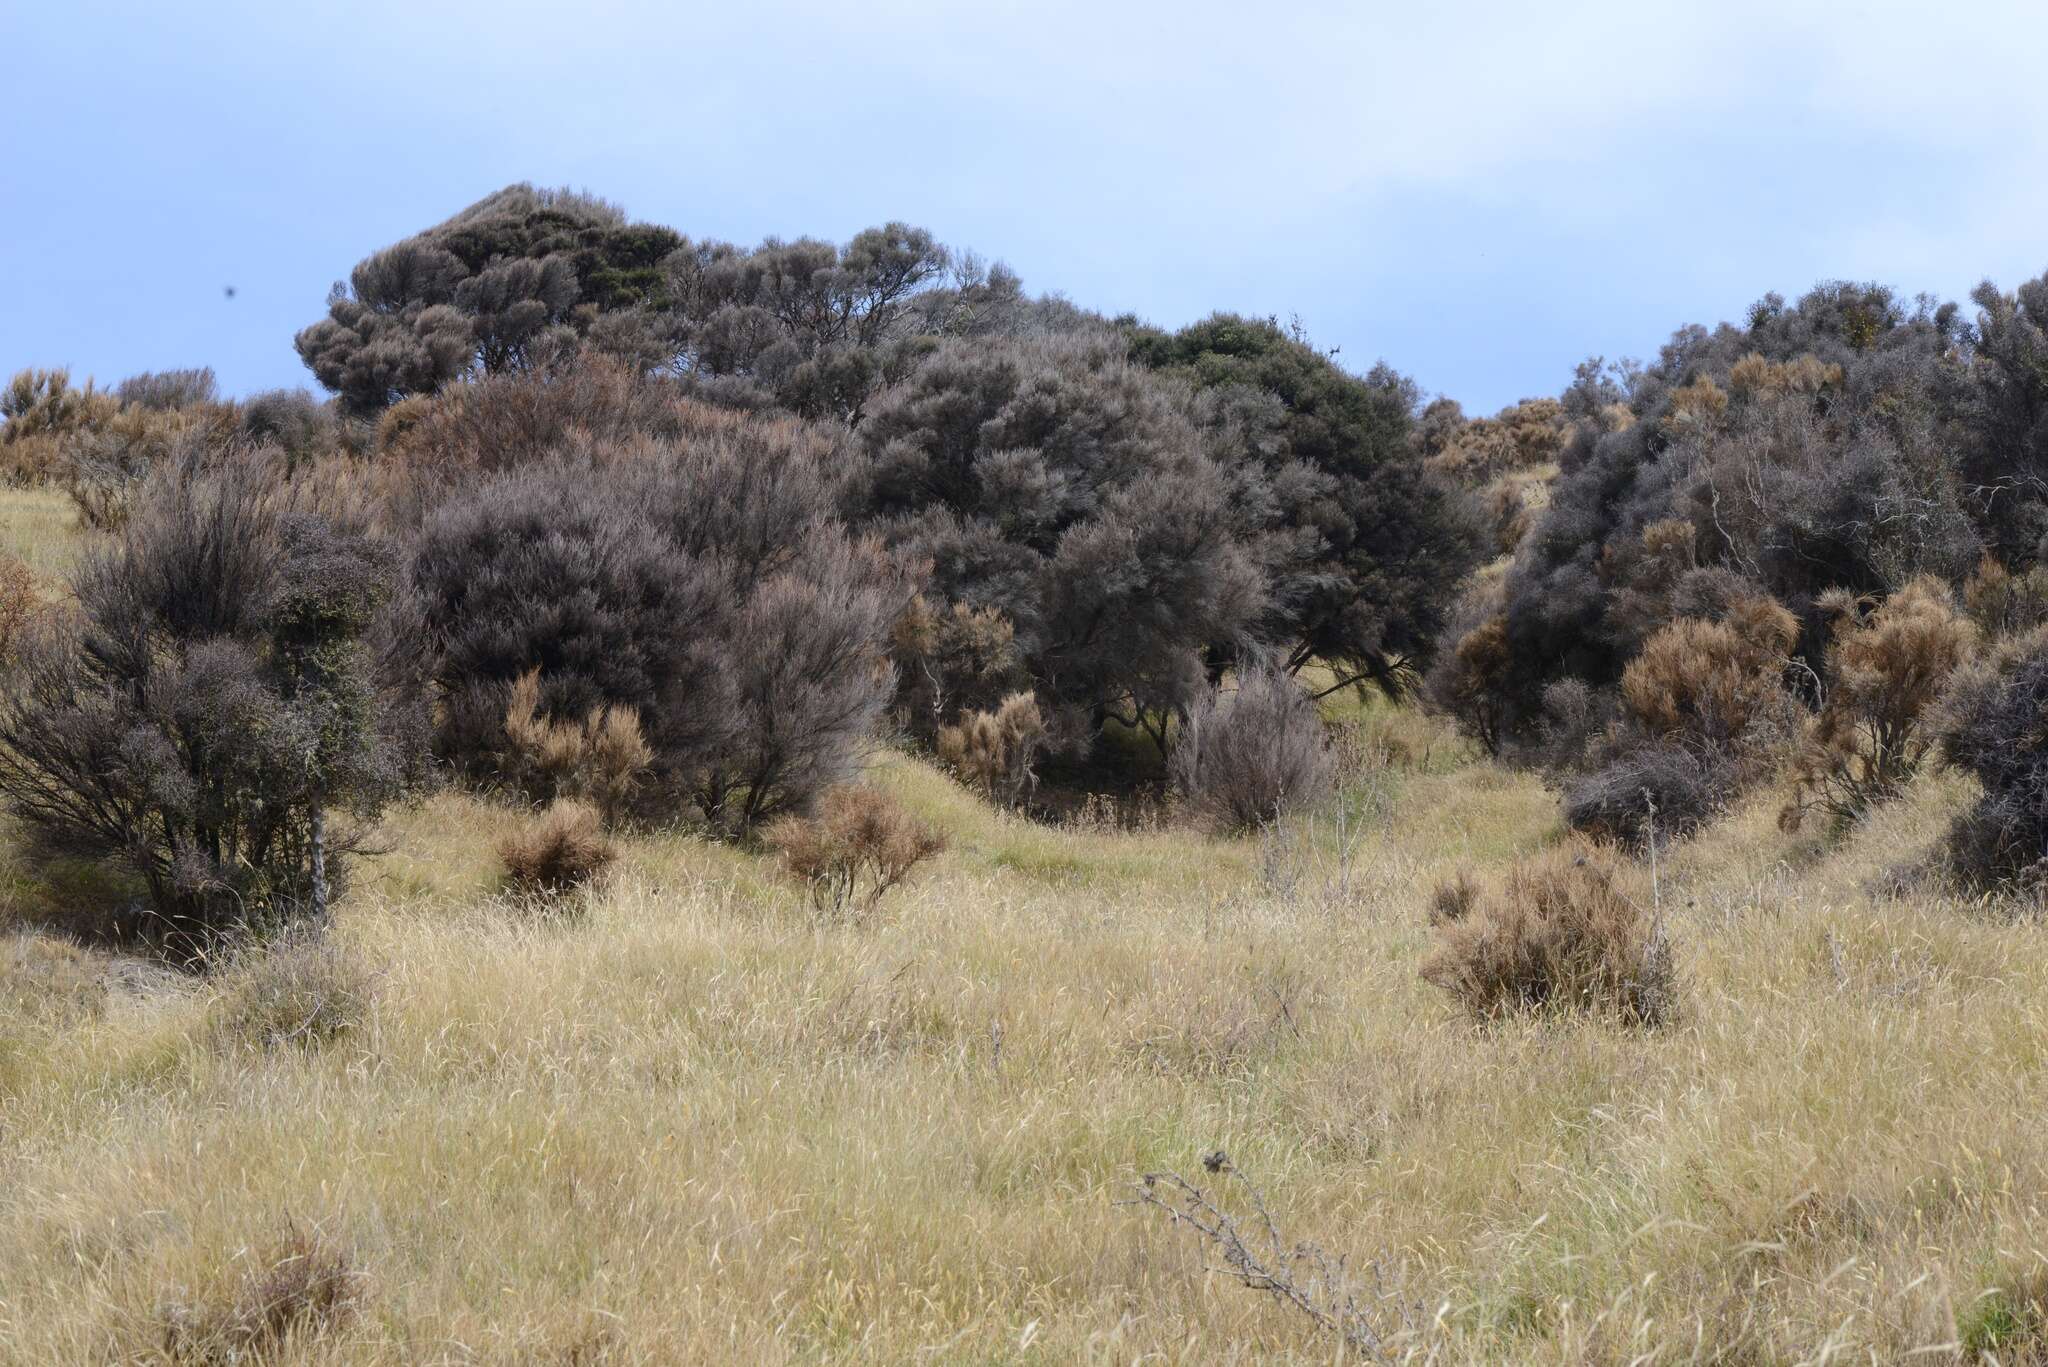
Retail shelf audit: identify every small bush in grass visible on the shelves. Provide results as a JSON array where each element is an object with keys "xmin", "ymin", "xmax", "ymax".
[
  {"xmin": 935, "ymin": 691, "xmax": 1046, "ymax": 807},
  {"xmin": 501, "ymin": 669, "xmax": 652, "ymax": 822},
  {"xmin": 0, "ymin": 555, "xmax": 42, "ymax": 661},
  {"xmin": 498, "ymin": 799, "xmax": 616, "ymax": 896},
  {"xmin": 1565, "ymin": 743, "xmax": 1732, "ymax": 849},
  {"xmin": 208, "ymin": 933, "xmax": 373, "ymax": 1051},
  {"xmin": 161, "ymin": 1222, "xmax": 364, "ymax": 1363},
  {"xmin": 1782, "ymin": 578, "xmax": 1973, "ymax": 830},
  {"xmin": 1171, "ymin": 665, "xmax": 1335, "ymax": 833},
  {"xmin": 1420, "ymin": 842, "xmax": 1673, "ymax": 1025},
  {"xmin": 764, "ymin": 784, "xmax": 945, "ymax": 917}
]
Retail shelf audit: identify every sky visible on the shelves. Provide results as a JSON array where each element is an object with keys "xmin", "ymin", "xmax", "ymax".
[{"xmin": 4, "ymin": 0, "xmax": 2046, "ymax": 416}]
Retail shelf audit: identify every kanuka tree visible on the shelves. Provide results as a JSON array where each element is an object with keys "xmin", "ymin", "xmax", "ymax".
[
  {"xmin": 295, "ymin": 185, "xmax": 684, "ymax": 417},
  {"xmin": 1124, "ymin": 313, "xmax": 1485, "ymax": 696},
  {"xmin": 296, "ymin": 184, "xmax": 1029, "ymax": 425},
  {"xmin": 849, "ymin": 329, "xmax": 1268, "ymax": 754}
]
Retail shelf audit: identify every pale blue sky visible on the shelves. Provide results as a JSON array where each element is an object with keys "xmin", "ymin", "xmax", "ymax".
[{"xmin": 4, "ymin": 0, "xmax": 2044, "ymax": 414}]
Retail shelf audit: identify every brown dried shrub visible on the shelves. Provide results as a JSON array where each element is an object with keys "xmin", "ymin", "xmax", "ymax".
[
  {"xmin": 935, "ymin": 691, "xmax": 1045, "ymax": 808},
  {"xmin": 0, "ymin": 555, "xmax": 43, "ymax": 661},
  {"xmin": 160, "ymin": 1223, "xmax": 364, "ymax": 1363},
  {"xmin": 1420, "ymin": 841, "xmax": 1673, "ymax": 1025},
  {"xmin": 1783, "ymin": 578, "xmax": 1974, "ymax": 829},
  {"xmin": 1424, "ymin": 610, "xmax": 1515, "ymax": 758},
  {"xmin": 889, "ymin": 593, "xmax": 1028, "ymax": 740},
  {"xmin": 498, "ymin": 799, "xmax": 616, "ymax": 896},
  {"xmin": 1963, "ymin": 554, "xmax": 2048, "ymax": 639},
  {"xmin": 764, "ymin": 784, "xmax": 946, "ymax": 917},
  {"xmin": 501, "ymin": 669, "xmax": 652, "ymax": 823},
  {"xmin": 1620, "ymin": 595, "xmax": 1798, "ymax": 748}
]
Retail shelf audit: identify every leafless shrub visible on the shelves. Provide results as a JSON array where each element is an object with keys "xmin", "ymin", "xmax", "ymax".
[
  {"xmin": 498, "ymin": 799, "xmax": 616, "ymax": 896},
  {"xmin": 935, "ymin": 691, "xmax": 1045, "ymax": 807},
  {"xmin": 1420, "ymin": 841, "xmax": 1674, "ymax": 1025},
  {"xmin": 501, "ymin": 669, "xmax": 651, "ymax": 823},
  {"xmin": 763, "ymin": 784, "xmax": 945, "ymax": 917},
  {"xmin": 160, "ymin": 1222, "xmax": 364, "ymax": 1364},
  {"xmin": 1124, "ymin": 1159, "xmax": 1418, "ymax": 1359},
  {"xmin": 1565, "ymin": 743, "xmax": 1731, "ymax": 850},
  {"xmin": 1171, "ymin": 665, "xmax": 1334, "ymax": 833},
  {"xmin": 1782, "ymin": 577, "xmax": 1973, "ymax": 830}
]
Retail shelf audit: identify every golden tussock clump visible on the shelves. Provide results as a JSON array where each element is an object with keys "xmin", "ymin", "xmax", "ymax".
[
  {"xmin": 497, "ymin": 798, "xmax": 617, "ymax": 896},
  {"xmin": 1420, "ymin": 841, "xmax": 1673, "ymax": 1026}
]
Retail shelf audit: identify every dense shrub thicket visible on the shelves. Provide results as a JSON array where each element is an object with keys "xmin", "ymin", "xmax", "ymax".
[{"xmin": 407, "ymin": 420, "xmax": 906, "ymax": 833}]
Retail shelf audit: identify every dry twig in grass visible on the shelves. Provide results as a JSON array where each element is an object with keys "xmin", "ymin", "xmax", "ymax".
[{"xmin": 1123, "ymin": 1160, "xmax": 1418, "ymax": 1359}]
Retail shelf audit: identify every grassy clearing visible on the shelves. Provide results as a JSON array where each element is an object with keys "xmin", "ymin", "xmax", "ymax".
[{"xmin": 3, "ymin": 513, "xmax": 2048, "ymax": 1361}]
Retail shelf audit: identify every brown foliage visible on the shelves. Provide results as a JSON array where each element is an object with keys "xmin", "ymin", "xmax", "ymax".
[
  {"xmin": 888, "ymin": 592, "xmax": 1028, "ymax": 739},
  {"xmin": 1425, "ymin": 611, "xmax": 1515, "ymax": 758},
  {"xmin": 935, "ymin": 691, "xmax": 1045, "ymax": 808},
  {"xmin": 1727, "ymin": 351, "xmax": 1845, "ymax": 398},
  {"xmin": 764, "ymin": 784, "xmax": 946, "ymax": 916},
  {"xmin": 1420, "ymin": 842, "xmax": 1674, "ymax": 1025},
  {"xmin": 498, "ymin": 799, "xmax": 616, "ymax": 895},
  {"xmin": 1963, "ymin": 554, "xmax": 2048, "ymax": 639},
  {"xmin": 501, "ymin": 669, "xmax": 652, "ymax": 823},
  {"xmin": 160, "ymin": 1223, "xmax": 364, "ymax": 1363},
  {"xmin": 1620, "ymin": 595, "xmax": 1797, "ymax": 748},
  {"xmin": 1783, "ymin": 578, "xmax": 1974, "ymax": 829},
  {"xmin": 0, "ymin": 556, "xmax": 43, "ymax": 661}
]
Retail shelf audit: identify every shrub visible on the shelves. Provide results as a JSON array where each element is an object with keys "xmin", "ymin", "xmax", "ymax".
[
  {"xmin": 115, "ymin": 367, "xmax": 218, "ymax": 411},
  {"xmin": 888, "ymin": 593, "xmax": 1029, "ymax": 740},
  {"xmin": 1564, "ymin": 743, "xmax": 1731, "ymax": 849},
  {"xmin": 1170, "ymin": 665, "xmax": 1334, "ymax": 832},
  {"xmin": 0, "ymin": 555, "xmax": 42, "ymax": 660},
  {"xmin": 1932, "ymin": 625, "xmax": 2048, "ymax": 891},
  {"xmin": 160, "ymin": 1223, "xmax": 364, "ymax": 1363},
  {"xmin": 852, "ymin": 330, "xmax": 1267, "ymax": 755},
  {"xmin": 1620, "ymin": 595, "xmax": 1799, "ymax": 748},
  {"xmin": 1782, "ymin": 578, "xmax": 1973, "ymax": 829},
  {"xmin": 500, "ymin": 669, "xmax": 651, "ymax": 822},
  {"xmin": 498, "ymin": 799, "xmax": 616, "ymax": 895},
  {"xmin": 1963, "ymin": 554, "xmax": 2048, "ymax": 638},
  {"xmin": 208, "ymin": 933, "xmax": 373, "ymax": 1050},
  {"xmin": 408, "ymin": 421, "xmax": 905, "ymax": 834},
  {"xmin": 1425, "ymin": 609, "xmax": 1515, "ymax": 758},
  {"xmin": 0, "ymin": 448, "xmax": 417, "ymax": 959},
  {"xmin": 1420, "ymin": 842, "xmax": 1673, "ymax": 1025},
  {"xmin": 935, "ymin": 691, "xmax": 1046, "ymax": 807},
  {"xmin": 763, "ymin": 784, "xmax": 946, "ymax": 916}
]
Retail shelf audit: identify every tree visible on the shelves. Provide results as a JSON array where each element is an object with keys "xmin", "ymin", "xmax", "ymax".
[
  {"xmin": 848, "ymin": 330, "xmax": 1266, "ymax": 755},
  {"xmin": 294, "ymin": 185, "xmax": 684, "ymax": 416},
  {"xmin": 0, "ymin": 448, "xmax": 417, "ymax": 959},
  {"xmin": 1125, "ymin": 313, "xmax": 1484, "ymax": 696}
]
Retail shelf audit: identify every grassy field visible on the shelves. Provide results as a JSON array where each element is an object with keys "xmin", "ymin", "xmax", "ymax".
[{"xmin": 3, "ymin": 493, "xmax": 2048, "ymax": 1362}]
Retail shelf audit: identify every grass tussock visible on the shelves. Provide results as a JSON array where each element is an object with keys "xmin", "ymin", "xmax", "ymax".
[
  {"xmin": 497, "ymin": 797, "xmax": 617, "ymax": 897},
  {"xmin": 207, "ymin": 933, "xmax": 374, "ymax": 1052},
  {"xmin": 1420, "ymin": 840, "xmax": 1675, "ymax": 1025},
  {"xmin": 159, "ymin": 1222, "xmax": 364, "ymax": 1364}
]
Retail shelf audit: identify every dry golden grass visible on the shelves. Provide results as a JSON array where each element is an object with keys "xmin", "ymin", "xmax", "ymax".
[{"xmin": 6, "ymin": 513, "xmax": 2048, "ymax": 1360}]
